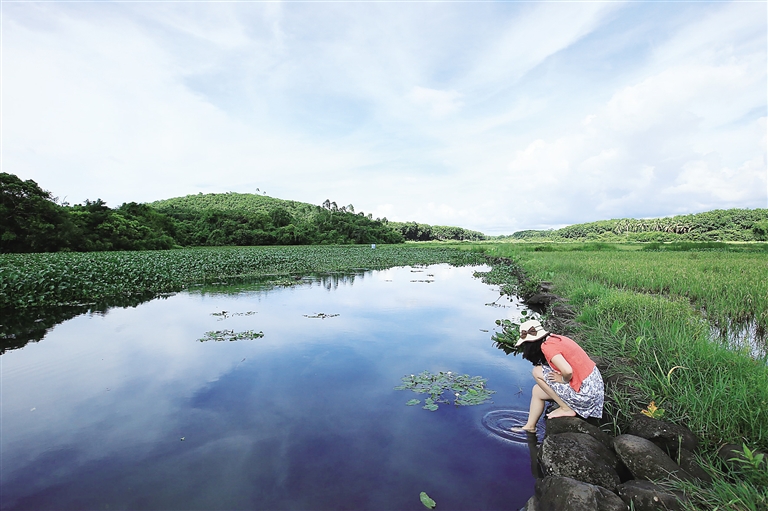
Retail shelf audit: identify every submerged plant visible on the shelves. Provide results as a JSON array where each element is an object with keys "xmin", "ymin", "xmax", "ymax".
[{"xmin": 395, "ymin": 371, "xmax": 495, "ymax": 411}]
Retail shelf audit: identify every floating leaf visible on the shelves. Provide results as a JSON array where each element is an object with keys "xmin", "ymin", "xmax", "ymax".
[
  {"xmin": 420, "ymin": 492, "xmax": 436, "ymax": 509},
  {"xmin": 406, "ymin": 399, "xmax": 420, "ymax": 406}
]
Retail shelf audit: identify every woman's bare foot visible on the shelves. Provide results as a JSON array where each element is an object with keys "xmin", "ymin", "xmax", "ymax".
[
  {"xmin": 511, "ymin": 426, "xmax": 537, "ymax": 433},
  {"xmin": 546, "ymin": 408, "xmax": 577, "ymax": 419}
]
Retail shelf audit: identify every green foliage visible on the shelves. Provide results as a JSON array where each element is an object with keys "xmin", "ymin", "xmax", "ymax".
[
  {"xmin": 419, "ymin": 492, "xmax": 436, "ymax": 509},
  {"xmin": 389, "ymin": 221, "xmax": 486, "ymax": 242},
  {"xmin": 489, "ymin": 312, "xmax": 540, "ymax": 355},
  {"xmin": 1, "ymin": 175, "xmax": 410, "ymax": 251},
  {"xmin": 153, "ymin": 192, "xmax": 404, "ymax": 246},
  {"xmin": 504, "ymin": 209, "xmax": 768, "ymax": 242},
  {"xmin": 0, "ymin": 172, "xmax": 75, "ymax": 252},
  {"xmin": 752, "ymin": 220, "xmax": 768, "ymax": 241},
  {"xmin": 394, "ymin": 370, "xmax": 495, "ymax": 411},
  {"xmin": 0, "ymin": 245, "xmax": 485, "ymax": 310}
]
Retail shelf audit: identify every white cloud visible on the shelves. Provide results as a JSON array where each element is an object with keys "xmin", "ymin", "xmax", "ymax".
[{"xmin": 2, "ymin": 1, "xmax": 765, "ymax": 234}]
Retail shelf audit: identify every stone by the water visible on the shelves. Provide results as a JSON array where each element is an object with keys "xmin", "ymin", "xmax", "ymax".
[{"xmin": 614, "ymin": 435, "xmax": 695, "ymax": 483}]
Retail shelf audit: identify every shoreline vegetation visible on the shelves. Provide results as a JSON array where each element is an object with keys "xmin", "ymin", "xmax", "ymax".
[{"xmin": 462, "ymin": 241, "xmax": 767, "ymax": 510}]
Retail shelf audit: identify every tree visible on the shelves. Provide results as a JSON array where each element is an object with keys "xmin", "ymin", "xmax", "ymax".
[{"xmin": 0, "ymin": 173, "xmax": 73, "ymax": 252}]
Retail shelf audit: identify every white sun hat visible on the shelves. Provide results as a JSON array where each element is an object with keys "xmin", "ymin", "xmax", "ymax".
[{"xmin": 514, "ymin": 319, "xmax": 549, "ymax": 347}]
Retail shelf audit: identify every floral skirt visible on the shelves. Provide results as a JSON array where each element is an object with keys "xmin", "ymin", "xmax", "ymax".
[{"xmin": 542, "ymin": 365, "xmax": 604, "ymax": 419}]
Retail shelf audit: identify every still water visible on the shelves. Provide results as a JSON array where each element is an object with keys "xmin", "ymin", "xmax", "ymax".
[{"xmin": 2, "ymin": 264, "xmax": 541, "ymax": 510}]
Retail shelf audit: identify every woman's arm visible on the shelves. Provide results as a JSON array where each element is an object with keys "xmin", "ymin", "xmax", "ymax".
[{"xmin": 549, "ymin": 354, "xmax": 573, "ymax": 383}]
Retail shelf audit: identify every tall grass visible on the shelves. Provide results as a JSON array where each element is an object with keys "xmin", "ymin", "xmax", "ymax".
[{"xmin": 471, "ymin": 243, "xmax": 768, "ymax": 341}]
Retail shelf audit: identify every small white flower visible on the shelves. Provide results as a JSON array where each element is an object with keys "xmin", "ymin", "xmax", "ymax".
[{"xmin": 455, "ymin": 392, "xmax": 460, "ymax": 397}]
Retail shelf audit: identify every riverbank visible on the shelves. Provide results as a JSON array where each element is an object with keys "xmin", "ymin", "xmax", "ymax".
[{"xmin": 468, "ymin": 243, "xmax": 767, "ymax": 510}]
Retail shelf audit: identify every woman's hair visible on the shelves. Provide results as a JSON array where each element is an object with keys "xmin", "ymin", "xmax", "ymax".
[{"xmin": 521, "ymin": 335, "xmax": 550, "ymax": 366}]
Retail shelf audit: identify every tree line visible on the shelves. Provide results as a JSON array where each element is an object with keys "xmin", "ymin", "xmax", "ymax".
[
  {"xmin": 503, "ymin": 209, "xmax": 768, "ymax": 242},
  {"xmin": 0, "ymin": 173, "xmax": 402, "ymax": 252}
]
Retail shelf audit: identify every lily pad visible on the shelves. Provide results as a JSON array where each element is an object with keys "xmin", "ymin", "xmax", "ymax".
[
  {"xmin": 395, "ymin": 370, "xmax": 495, "ymax": 411},
  {"xmin": 406, "ymin": 399, "xmax": 421, "ymax": 406}
]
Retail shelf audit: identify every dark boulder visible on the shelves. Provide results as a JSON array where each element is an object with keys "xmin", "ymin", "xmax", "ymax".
[
  {"xmin": 716, "ymin": 443, "xmax": 767, "ymax": 474},
  {"xmin": 545, "ymin": 416, "xmax": 614, "ymax": 452},
  {"xmin": 627, "ymin": 414, "xmax": 698, "ymax": 453},
  {"xmin": 616, "ymin": 480, "xmax": 688, "ymax": 511},
  {"xmin": 536, "ymin": 476, "xmax": 627, "ymax": 511},
  {"xmin": 677, "ymin": 447, "xmax": 712, "ymax": 484},
  {"xmin": 614, "ymin": 435, "xmax": 695, "ymax": 483},
  {"xmin": 540, "ymin": 432, "xmax": 621, "ymax": 491},
  {"xmin": 526, "ymin": 292, "xmax": 559, "ymax": 306},
  {"xmin": 550, "ymin": 302, "xmax": 576, "ymax": 319}
]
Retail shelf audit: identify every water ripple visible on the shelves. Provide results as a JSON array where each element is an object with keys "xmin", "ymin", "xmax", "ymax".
[{"xmin": 482, "ymin": 410, "xmax": 545, "ymax": 444}]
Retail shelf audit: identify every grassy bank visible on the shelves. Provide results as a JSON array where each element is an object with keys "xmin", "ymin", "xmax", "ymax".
[{"xmin": 458, "ymin": 241, "xmax": 768, "ymax": 509}]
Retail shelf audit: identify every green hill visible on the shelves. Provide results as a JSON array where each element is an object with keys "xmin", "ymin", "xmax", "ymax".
[
  {"xmin": 151, "ymin": 192, "xmax": 488, "ymax": 243},
  {"xmin": 504, "ymin": 208, "xmax": 768, "ymax": 242},
  {"xmin": 150, "ymin": 192, "xmax": 319, "ymax": 220}
]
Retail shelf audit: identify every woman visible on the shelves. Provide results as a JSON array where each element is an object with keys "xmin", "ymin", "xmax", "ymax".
[{"xmin": 512, "ymin": 319, "xmax": 604, "ymax": 433}]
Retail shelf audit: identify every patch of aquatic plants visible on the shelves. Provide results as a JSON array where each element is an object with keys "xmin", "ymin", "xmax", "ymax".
[
  {"xmin": 197, "ymin": 329, "xmax": 264, "ymax": 342},
  {"xmin": 395, "ymin": 370, "xmax": 495, "ymax": 411},
  {"xmin": 303, "ymin": 313, "xmax": 339, "ymax": 319},
  {"xmin": 211, "ymin": 310, "xmax": 257, "ymax": 320},
  {"xmin": 0, "ymin": 245, "xmax": 485, "ymax": 310}
]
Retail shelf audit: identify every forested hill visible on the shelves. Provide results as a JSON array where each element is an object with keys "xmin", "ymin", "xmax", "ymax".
[
  {"xmin": 149, "ymin": 192, "xmax": 404, "ymax": 247},
  {"xmin": 504, "ymin": 209, "xmax": 768, "ymax": 242},
  {"xmin": 0, "ymin": 173, "xmax": 486, "ymax": 253},
  {"xmin": 150, "ymin": 192, "xmax": 318, "ymax": 220}
]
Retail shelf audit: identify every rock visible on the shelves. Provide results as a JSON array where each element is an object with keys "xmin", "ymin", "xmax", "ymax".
[
  {"xmin": 536, "ymin": 476, "xmax": 627, "ymax": 511},
  {"xmin": 627, "ymin": 415, "xmax": 698, "ymax": 453},
  {"xmin": 540, "ymin": 432, "xmax": 621, "ymax": 491},
  {"xmin": 677, "ymin": 447, "xmax": 712, "ymax": 483},
  {"xmin": 550, "ymin": 303, "xmax": 576, "ymax": 319},
  {"xmin": 522, "ymin": 495, "xmax": 537, "ymax": 511},
  {"xmin": 716, "ymin": 443, "xmax": 767, "ymax": 475},
  {"xmin": 614, "ymin": 435, "xmax": 695, "ymax": 483},
  {"xmin": 616, "ymin": 480, "xmax": 688, "ymax": 511},
  {"xmin": 526, "ymin": 292, "xmax": 559, "ymax": 306},
  {"xmin": 545, "ymin": 416, "xmax": 614, "ymax": 452}
]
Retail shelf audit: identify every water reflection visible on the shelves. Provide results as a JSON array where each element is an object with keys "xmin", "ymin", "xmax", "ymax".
[{"xmin": 2, "ymin": 264, "xmax": 539, "ymax": 511}]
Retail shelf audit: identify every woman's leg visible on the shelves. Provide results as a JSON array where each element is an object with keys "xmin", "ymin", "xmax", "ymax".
[
  {"xmin": 519, "ymin": 384, "xmax": 549, "ymax": 431},
  {"xmin": 532, "ymin": 366, "xmax": 576, "ymax": 419}
]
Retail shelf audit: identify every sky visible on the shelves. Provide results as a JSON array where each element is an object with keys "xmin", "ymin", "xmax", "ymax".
[{"xmin": 2, "ymin": 1, "xmax": 766, "ymax": 235}]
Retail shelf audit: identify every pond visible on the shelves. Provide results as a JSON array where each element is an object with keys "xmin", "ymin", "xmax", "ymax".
[{"xmin": 2, "ymin": 264, "xmax": 542, "ymax": 510}]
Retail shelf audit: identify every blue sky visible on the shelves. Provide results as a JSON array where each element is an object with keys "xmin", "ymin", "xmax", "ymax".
[{"xmin": 3, "ymin": 1, "xmax": 766, "ymax": 234}]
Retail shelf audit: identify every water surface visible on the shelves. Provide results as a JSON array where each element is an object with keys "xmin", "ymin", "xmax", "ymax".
[{"xmin": 2, "ymin": 264, "xmax": 540, "ymax": 510}]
